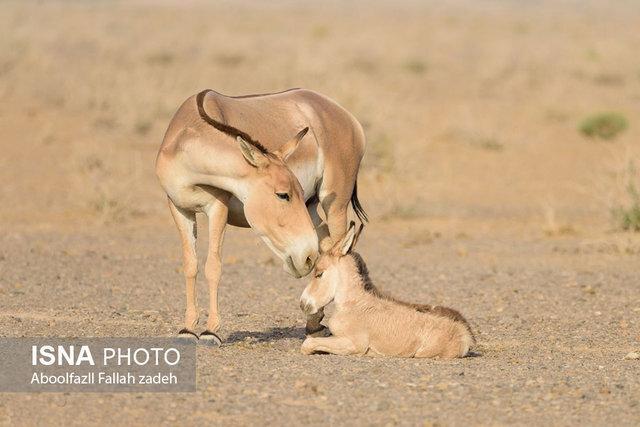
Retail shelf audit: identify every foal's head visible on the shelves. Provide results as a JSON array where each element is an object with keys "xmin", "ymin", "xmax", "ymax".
[{"xmin": 300, "ymin": 222, "xmax": 364, "ymax": 314}]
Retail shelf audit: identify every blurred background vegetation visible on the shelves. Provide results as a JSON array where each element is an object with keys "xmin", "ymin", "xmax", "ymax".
[{"xmin": 0, "ymin": 0, "xmax": 638, "ymax": 234}]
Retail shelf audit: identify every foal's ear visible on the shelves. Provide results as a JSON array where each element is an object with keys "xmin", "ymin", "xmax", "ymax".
[
  {"xmin": 352, "ymin": 222, "xmax": 365, "ymax": 248},
  {"xmin": 237, "ymin": 136, "xmax": 269, "ymax": 168},
  {"xmin": 336, "ymin": 221, "xmax": 359, "ymax": 256},
  {"xmin": 275, "ymin": 127, "xmax": 308, "ymax": 162}
]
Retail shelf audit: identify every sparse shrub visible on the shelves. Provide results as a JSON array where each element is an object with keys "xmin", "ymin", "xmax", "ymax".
[
  {"xmin": 134, "ymin": 119, "xmax": 153, "ymax": 136},
  {"xmin": 611, "ymin": 160, "xmax": 640, "ymax": 231},
  {"xmin": 77, "ymin": 151, "xmax": 142, "ymax": 224},
  {"xmin": 613, "ymin": 203, "xmax": 640, "ymax": 232},
  {"xmin": 93, "ymin": 116, "xmax": 118, "ymax": 130},
  {"xmin": 593, "ymin": 73, "xmax": 625, "ymax": 86},
  {"xmin": 403, "ymin": 59, "xmax": 427, "ymax": 75},
  {"xmin": 445, "ymin": 127, "xmax": 504, "ymax": 152},
  {"xmin": 146, "ymin": 52, "xmax": 175, "ymax": 66},
  {"xmin": 478, "ymin": 138, "xmax": 504, "ymax": 151},
  {"xmin": 381, "ymin": 202, "xmax": 424, "ymax": 221},
  {"xmin": 545, "ymin": 109, "xmax": 570, "ymax": 123},
  {"xmin": 213, "ymin": 53, "xmax": 245, "ymax": 67},
  {"xmin": 350, "ymin": 57, "xmax": 378, "ymax": 74},
  {"xmin": 365, "ymin": 132, "xmax": 394, "ymax": 172},
  {"xmin": 585, "ymin": 48, "xmax": 599, "ymax": 62},
  {"xmin": 310, "ymin": 25, "xmax": 329, "ymax": 39},
  {"xmin": 579, "ymin": 112, "xmax": 628, "ymax": 140},
  {"xmin": 513, "ymin": 22, "xmax": 529, "ymax": 34}
]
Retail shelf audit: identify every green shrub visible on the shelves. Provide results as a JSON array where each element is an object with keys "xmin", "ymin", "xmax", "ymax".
[
  {"xmin": 579, "ymin": 112, "xmax": 628, "ymax": 140},
  {"xmin": 612, "ymin": 182, "xmax": 640, "ymax": 232}
]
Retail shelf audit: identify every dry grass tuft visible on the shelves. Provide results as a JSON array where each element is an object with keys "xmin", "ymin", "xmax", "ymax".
[{"xmin": 542, "ymin": 203, "xmax": 577, "ymax": 236}]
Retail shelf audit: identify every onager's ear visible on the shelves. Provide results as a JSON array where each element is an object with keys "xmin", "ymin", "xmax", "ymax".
[
  {"xmin": 238, "ymin": 136, "xmax": 269, "ymax": 168},
  {"xmin": 334, "ymin": 221, "xmax": 358, "ymax": 256},
  {"xmin": 274, "ymin": 127, "xmax": 309, "ymax": 162}
]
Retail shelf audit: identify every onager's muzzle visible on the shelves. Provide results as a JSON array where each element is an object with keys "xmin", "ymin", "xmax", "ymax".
[{"xmin": 285, "ymin": 242, "xmax": 318, "ymax": 278}]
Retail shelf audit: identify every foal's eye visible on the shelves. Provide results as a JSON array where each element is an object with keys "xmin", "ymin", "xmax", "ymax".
[
  {"xmin": 276, "ymin": 192, "xmax": 290, "ymax": 201},
  {"xmin": 315, "ymin": 271, "xmax": 323, "ymax": 278}
]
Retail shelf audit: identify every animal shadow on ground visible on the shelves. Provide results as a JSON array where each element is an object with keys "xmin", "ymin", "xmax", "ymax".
[{"xmin": 225, "ymin": 326, "xmax": 306, "ymax": 344}]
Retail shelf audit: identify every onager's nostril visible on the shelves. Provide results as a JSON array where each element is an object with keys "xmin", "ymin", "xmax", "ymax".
[{"xmin": 305, "ymin": 256, "xmax": 314, "ymax": 270}]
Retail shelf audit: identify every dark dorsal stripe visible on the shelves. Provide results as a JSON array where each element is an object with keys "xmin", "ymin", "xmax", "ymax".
[
  {"xmin": 227, "ymin": 88, "xmax": 300, "ymax": 99},
  {"xmin": 349, "ymin": 252, "xmax": 474, "ymax": 337},
  {"xmin": 196, "ymin": 89, "xmax": 269, "ymax": 154}
]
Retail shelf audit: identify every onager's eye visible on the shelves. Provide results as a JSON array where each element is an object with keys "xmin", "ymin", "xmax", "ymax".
[
  {"xmin": 315, "ymin": 271, "xmax": 323, "ymax": 278},
  {"xmin": 276, "ymin": 192, "xmax": 290, "ymax": 201}
]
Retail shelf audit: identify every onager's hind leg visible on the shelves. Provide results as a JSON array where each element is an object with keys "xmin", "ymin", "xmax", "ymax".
[
  {"xmin": 200, "ymin": 190, "xmax": 230, "ymax": 347},
  {"xmin": 304, "ymin": 201, "xmax": 328, "ymax": 336},
  {"xmin": 168, "ymin": 199, "xmax": 199, "ymax": 339},
  {"xmin": 301, "ymin": 336, "xmax": 366, "ymax": 356}
]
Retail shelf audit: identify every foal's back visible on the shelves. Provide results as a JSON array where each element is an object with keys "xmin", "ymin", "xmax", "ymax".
[{"xmin": 354, "ymin": 296, "xmax": 474, "ymax": 358}]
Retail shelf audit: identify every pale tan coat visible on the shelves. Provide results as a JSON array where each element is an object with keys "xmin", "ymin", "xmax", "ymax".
[
  {"xmin": 156, "ymin": 89, "xmax": 367, "ymax": 342},
  {"xmin": 300, "ymin": 224, "xmax": 475, "ymax": 358}
]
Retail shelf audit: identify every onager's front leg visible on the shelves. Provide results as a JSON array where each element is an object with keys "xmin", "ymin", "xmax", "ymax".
[
  {"xmin": 305, "ymin": 200, "xmax": 329, "ymax": 336},
  {"xmin": 301, "ymin": 336, "xmax": 366, "ymax": 356},
  {"xmin": 200, "ymin": 194, "xmax": 230, "ymax": 347},
  {"xmin": 168, "ymin": 200, "xmax": 199, "ymax": 339}
]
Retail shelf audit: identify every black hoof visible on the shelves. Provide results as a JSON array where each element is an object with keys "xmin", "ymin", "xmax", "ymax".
[
  {"xmin": 199, "ymin": 330, "xmax": 222, "ymax": 347},
  {"xmin": 305, "ymin": 325, "xmax": 330, "ymax": 337},
  {"xmin": 177, "ymin": 328, "xmax": 199, "ymax": 341}
]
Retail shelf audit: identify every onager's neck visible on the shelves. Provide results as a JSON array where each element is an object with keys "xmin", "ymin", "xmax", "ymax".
[{"xmin": 192, "ymin": 151, "xmax": 256, "ymax": 202}]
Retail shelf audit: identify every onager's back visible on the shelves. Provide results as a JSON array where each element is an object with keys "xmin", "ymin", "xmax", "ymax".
[{"xmin": 299, "ymin": 223, "xmax": 475, "ymax": 358}]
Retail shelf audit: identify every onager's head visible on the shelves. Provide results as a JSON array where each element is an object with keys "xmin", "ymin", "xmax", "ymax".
[
  {"xmin": 300, "ymin": 222, "xmax": 364, "ymax": 314},
  {"xmin": 237, "ymin": 128, "xmax": 319, "ymax": 278}
]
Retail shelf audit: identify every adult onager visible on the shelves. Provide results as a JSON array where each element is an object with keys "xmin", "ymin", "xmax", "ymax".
[
  {"xmin": 299, "ymin": 223, "xmax": 475, "ymax": 358},
  {"xmin": 156, "ymin": 89, "xmax": 367, "ymax": 344}
]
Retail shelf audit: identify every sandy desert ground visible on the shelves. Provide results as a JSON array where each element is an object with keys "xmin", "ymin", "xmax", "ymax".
[{"xmin": 1, "ymin": 0, "xmax": 639, "ymax": 425}]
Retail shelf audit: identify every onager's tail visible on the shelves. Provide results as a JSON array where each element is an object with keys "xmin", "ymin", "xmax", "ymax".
[{"xmin": 351, "ymin": 179, "xmax": 368, "ymax": 223}]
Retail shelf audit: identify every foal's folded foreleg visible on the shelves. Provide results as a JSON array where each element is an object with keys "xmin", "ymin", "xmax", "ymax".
[
  {"xmin": 301, "ymin": 336, "xmax": 367, "ymax": 356},
  {"xmin": 305, "ymin": 308, "xmax": 328, "ymax": 336}
]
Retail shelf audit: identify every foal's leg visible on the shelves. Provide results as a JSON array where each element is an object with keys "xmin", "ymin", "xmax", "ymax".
[
  {"xmin": 168, "ymin": 199, "xmax": 199, "ymax": 339},
  {"xmin": 301, "ymin": 336, "xmax": 367, "ymax": 356},
  {"xmin": 305, "ymin": 201, "xmax": 328, "ymax": 336},
  {"xmin": 200, "ymin": 193, "xmax": 230, "ymax": 347}
]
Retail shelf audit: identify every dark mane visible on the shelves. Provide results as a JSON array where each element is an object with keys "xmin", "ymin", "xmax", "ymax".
[
  {"xmin": 349, "ymin": 252, "xmax": 474, "ymax": 337},
  {"xmin": 350, "ymin": 252, "xmax": 376, "ymax": 293},
  {"xmin": 351, "ymin": 253, "xmax": 423, "ymax": 308},
  {"xmin": 196, "ymin": 89, "xmax": 269, "ymax": 154}
]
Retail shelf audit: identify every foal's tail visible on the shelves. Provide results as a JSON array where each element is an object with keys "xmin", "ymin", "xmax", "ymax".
[{"xmin": 351, "ymin": 179, "xmax": 368, "ymax": 223}]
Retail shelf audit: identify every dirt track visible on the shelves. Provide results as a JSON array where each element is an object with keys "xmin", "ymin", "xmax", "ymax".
[{"xmin": 1, "ymin": 222, "xmax": 639, "ymax": 425}]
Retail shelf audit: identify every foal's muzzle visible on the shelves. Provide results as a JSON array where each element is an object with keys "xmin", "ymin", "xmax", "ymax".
[{"xmin": 299, "ymin": 299, "xmax": 317, "ymax": 315}]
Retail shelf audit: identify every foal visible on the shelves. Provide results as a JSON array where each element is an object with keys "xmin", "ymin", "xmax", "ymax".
[{"xmin": 299, "ymin": 223, "xmax": 475, "ymax": 358}]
